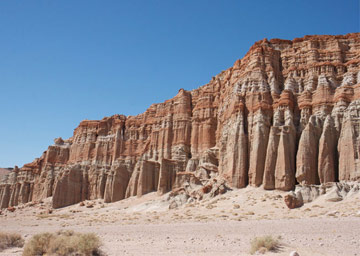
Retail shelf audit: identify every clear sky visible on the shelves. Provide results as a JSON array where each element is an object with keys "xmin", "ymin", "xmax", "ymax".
[{"xmin": 0, "ymin": 0, "xmax": 359, "ymax": 168}]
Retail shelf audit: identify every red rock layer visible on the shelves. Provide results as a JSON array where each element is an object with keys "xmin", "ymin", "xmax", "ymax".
[
  {"xmin": 0, "ymin": 168, "xmax": 11, "ymax": 180},
  {"xmin": 1, "ymin": 33, "xmax": 360, "ymax": 208}
]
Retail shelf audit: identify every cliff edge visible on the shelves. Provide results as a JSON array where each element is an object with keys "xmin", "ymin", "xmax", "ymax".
[{"xmin": 1, "ymin": 33, "xmax": 359, "ymax": 209}]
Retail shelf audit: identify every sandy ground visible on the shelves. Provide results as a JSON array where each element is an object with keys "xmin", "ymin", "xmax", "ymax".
[{"xmin": 1, "ymin": 187, "xmax": 359, "ymax": 256}]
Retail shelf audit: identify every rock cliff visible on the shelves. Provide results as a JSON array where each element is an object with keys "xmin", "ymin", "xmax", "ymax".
[
  {"xmin": 0, "ymin": 168, "xmax": 11, "ymax": 181},
  {"xmin": 1, "ymin": 33, "xmax": 360, "ymax": 209}
]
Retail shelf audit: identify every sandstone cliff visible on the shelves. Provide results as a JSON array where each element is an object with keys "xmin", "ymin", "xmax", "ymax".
[
  {"xmin": 0, "ymin": 168, "xmax": 11, "ymax": 180},
  {"xmin": 1, "ymin": 33, "xmax": 359, "ymax": 209}
]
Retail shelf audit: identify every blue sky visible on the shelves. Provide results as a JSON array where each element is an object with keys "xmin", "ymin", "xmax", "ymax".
[{"xmin": 0, "ymin": 0, "xmax": 359, "ymax": 167}]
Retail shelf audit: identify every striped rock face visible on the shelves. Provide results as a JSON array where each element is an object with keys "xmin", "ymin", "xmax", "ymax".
[{"xmin": 1, "ymin": 33, "xmax": 360, "ymax": 209}]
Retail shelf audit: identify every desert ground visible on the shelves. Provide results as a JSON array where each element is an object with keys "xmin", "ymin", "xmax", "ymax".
[{"xmin": 1, "ymin": 186, "xmax": 359, "ymax": 256}]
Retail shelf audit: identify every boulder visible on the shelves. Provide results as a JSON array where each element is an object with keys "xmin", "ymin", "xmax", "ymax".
[{"xmin": 284, "ymin": 192, "xmax": 304, "ymax": 209}]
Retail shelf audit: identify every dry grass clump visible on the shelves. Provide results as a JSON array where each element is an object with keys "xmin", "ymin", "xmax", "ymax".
[
  {"xmin": 250, "ymin": 235, "xmax": 280, "ymax": 254},
  {"xmin": 36, "ymin": 214, "xmax": 71, "ymax": 219},
  {"xmin": 0, "ymin": 232, "xmax": 24, "ymax": 252},
  {"xmin": 23, "ymin": 230, "xmax": 103, "ymax": 256}
]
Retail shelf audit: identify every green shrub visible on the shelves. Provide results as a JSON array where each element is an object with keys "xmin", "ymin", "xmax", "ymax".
[
  {"xmin": 0, "ymin": 232, "xmax": 24, "ymax": 252},
  {"xmin": 250, "ymin": 235, "xmax": 280, "ymax": 254},
  {"xmin": 23, "ymin": 230, "xmax": 103, "ymax": 256}
]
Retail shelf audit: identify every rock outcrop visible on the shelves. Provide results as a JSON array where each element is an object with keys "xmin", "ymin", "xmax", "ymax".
[
  {"xmin": 284, "ymin": 181, "xmax": 360, "ymax": 209},
  {"xmin": 0, "ymin": 168, "xmax": 11, "ymax": 180},
  {"xmin": 1, "ymin": 33, "xmax": 360, "ymax": 209}
]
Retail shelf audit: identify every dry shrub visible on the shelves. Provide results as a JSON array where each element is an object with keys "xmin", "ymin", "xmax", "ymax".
[
  {"xmin": 23, "ymin": 230, "xmax": 103, "ymax": 256},
  {"xmin": 250, "ymin": 235, "xmax": 280, "ymax": 254},
  {"xmin": 206, "ymin": 204, "xmax": 215, "ymax": 209},
  {"xmin": 36, "ymin": 214, "xmax": 71, "ymax": 219},
  {"xmin": 0, "ymin": 232, "xmax": 24, "ymax": 252}
]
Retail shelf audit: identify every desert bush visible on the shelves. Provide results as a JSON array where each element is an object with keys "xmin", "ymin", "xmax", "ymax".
[
  {"xmin": 0, "ymin": 232, "xmax": 24, "ymax": 252},
  {"xmin": 250, "ymin": 235, "xmax": 280, "ymax": 254},
  {"xmin": 23, "ymin": 230, "xmax": 103, "ymax": 256},
  {"xmin": 233, "ymin": 204, "xmax": 240, "ymax": 209},
  {"xmin": 36, "ymin": 214, "xmax": 71, "ymax": 219}
]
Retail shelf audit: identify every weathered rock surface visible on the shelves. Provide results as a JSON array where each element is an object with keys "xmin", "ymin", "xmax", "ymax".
[
  {"xmin": 284, "ymin": 192, "xmax": 304, "ymax": 209},
  {"xmin": 284, "ymin": 181, "xmax": 359, "ymax": 208},
  {"xmin": 1, "ymin": 33, "xmax": 360, "ymax": 209},
  {"xmin": 0, "ymin": 168, "xmax": 11, "ymax": 180}
]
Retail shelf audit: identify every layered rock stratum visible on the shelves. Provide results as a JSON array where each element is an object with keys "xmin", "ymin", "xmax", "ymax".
[
  {"xmin": 1, "ymin": 33, "xmax": 360, "ymax": 209},
  {"xmin": 0, "ymin": 168, "xmax": 11, "ymax": 180}
]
